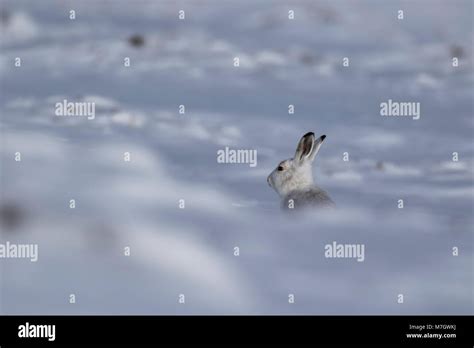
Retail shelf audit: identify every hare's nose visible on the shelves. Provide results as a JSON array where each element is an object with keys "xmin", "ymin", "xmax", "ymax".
[{"xmin": 267, "ymin": 176, "xmax": 272, "ymax": 187}]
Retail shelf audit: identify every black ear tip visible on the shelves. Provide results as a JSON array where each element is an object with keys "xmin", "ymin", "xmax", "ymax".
[
  {"xmin": 304, "ymin": 132, "xmax": 315, "ymax": 138},
  {"xmin": 321, "ymin": 135, "xmax": 327, "ymax": 140}
]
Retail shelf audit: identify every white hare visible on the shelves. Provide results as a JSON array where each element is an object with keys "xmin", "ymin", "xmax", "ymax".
[{"xmin": 267, "ymin": 132, "xmax": 334, "ymax": 211}]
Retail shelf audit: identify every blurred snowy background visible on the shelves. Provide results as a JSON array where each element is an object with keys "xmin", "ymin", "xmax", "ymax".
[{"xmin": 0, "ymin": 0, "xmax": 472, "ymax": 314}]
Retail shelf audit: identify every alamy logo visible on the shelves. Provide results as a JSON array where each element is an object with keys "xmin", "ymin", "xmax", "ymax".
[
  {"xmin": 324, "ymin": 241, "xmax": 365, "ymax": 262},
  {"xmin": 0, "ymin": 241, "xmax": 38, "ymax": 262},
  {"xmin": 55, "ymin": 99, "xmax": 95, "ymax": 120},
  {"xmin": 217, "ymin": 147, "xmax": 257, "ymax": 167},
  {"xmin": 18, "ymin": 322, "xmax": 56, "ymax": 341},
  {"xmin": 380, "ymin": 99, "xmax": 420, "ymax": 120}
]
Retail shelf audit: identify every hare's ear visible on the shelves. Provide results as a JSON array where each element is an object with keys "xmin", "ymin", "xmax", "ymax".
[
  {"xmin": 294, "ymin": 132, "xmax": 326, "ymax": 163},
  {"xmin": 295, "ymin": 132, "xmax": 315, "ymax": 163}
]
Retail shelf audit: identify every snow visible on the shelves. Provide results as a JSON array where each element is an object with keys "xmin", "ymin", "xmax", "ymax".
[{"xmin": 0, "ymin": 0, "xmax": 472, "ymax": 314}]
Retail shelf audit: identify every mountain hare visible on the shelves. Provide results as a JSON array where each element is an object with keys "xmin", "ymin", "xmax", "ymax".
[{"xmin": 267, "ymin": 132, "xmax": 335, "ymax": 211}]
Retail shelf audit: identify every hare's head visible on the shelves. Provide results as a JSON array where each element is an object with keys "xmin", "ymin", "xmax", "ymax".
[{"xmin": 267, "ymin": 132, "xmax": 326, "ymax": 197}]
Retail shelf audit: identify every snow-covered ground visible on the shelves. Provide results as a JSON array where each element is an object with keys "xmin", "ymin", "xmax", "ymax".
[{"xmin": 0, "ymin": 0, "xmax": 472, "ymax": 314}]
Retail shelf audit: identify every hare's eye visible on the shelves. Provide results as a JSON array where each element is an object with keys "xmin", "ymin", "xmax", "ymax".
[{"xmin": 277, "ymin": 166, "xmax": 284, "ymax": 171}]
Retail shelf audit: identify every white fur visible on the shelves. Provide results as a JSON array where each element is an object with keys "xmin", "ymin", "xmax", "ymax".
[{"xmin": 267, "ymin": 132, "xmax": 334, "ymax": 210}]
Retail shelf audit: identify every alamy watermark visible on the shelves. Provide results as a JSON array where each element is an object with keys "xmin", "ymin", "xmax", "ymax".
[
  {"xmin": 0, "ymin": 241, "xmax": 38, "ymax": 262},
  {"xmin": 55, "ymin": 99, "xmax": 95, "ymax": 120},
  {"xmin": 217, "ymin": 146, "xmax": 257, "ymax": 167},
  {"xmin": 324, "ymin": 241, "xmax": 365, "ymax": 262},
  {"xmin": 18, "ymin": 322, "xmax": 55, "ymax": 341},
  {"xmin": 380, "ymin": 99, "xmax": 420, "ymax": 120}
]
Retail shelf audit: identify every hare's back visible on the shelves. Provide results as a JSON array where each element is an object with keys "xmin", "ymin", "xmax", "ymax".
[{"xmin": 282, "ymin": 188, "xmax": 335, "ymax": 210}]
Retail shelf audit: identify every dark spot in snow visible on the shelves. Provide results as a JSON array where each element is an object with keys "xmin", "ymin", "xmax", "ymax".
[
  {"xmin": 300, "ymin": 53, "xmax": 317, "ymax": 66},
  {"xmin": 0, "ymin": 9, "xmax": 10, "ymax": 25},
  {"xmin": 128, "ymin": 34, "xmax": 145, "ymax": 48},
  {"xmin": 450, "ymin": 45, "xmax": 464, "ymax": 58},
  {"xmin": 0, "ymin": 203, "xmax": 24, "ymax": 231},
  {"xmin": 376, "ymin": 161, "xmax": 385, "ymax": 171}
]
